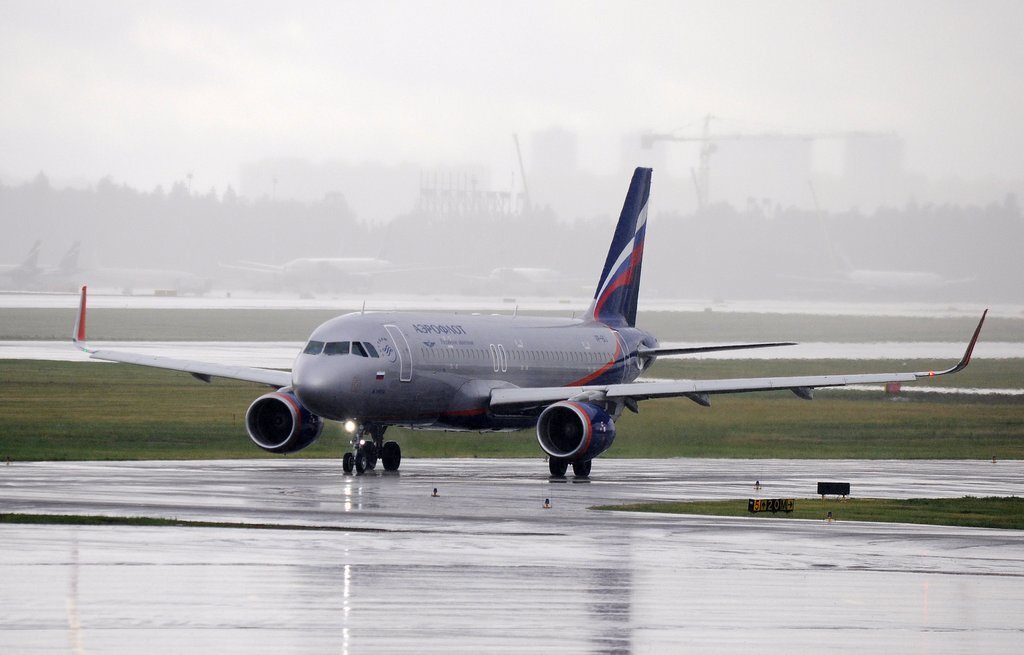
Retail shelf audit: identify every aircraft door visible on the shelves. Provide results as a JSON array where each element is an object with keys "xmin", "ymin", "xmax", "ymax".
[
  {"xmin": 488, "ymin": 344, "xmax": 507, "ymax": 373},
  {"xmin": 383, "ymin": 324, "xmax": 413, "ymax": 382}
]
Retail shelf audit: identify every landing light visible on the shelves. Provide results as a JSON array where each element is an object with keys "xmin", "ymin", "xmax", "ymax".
[{"xmin": 344, "ymin": 420, "xmax": 357, "ymax": 433}]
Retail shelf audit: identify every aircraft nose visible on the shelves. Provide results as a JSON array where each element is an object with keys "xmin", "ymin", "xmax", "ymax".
[{"xmin": 293, "ymin": 357, "xmax": 349, "ymax": 420}]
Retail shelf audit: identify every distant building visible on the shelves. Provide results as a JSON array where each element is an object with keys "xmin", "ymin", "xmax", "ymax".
[
  {"xmin": 416, "ymin": 167, "xmax": 524, "ymax": 219},
  {"xmin": 239, "ymin": 158, "xmax": 420, "ymax": 223}
]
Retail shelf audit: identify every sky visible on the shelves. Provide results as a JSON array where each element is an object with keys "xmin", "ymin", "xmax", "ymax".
[{"xmin": 2, "ymin": 0, "xmax": 1023, "ymax": 195}]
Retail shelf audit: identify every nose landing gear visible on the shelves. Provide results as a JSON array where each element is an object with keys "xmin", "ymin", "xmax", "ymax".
[{"xmin": 343, "ymin": 424, "xmax": 401, "ymax": 474}]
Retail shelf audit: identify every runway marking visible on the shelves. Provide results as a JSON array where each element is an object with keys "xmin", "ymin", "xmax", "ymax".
[
  {"xmin": 0, "ymin": 513, "xmax": 388, "ymax": 532},
  {"xmin": 0, "ymin": 513, "xmax": 565, "ymax": 537}
]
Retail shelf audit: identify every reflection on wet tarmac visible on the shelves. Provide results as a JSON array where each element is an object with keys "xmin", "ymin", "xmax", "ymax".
[{"xmin": 1, "ymin": 459, "xmax": 1022, "ymax": 653}]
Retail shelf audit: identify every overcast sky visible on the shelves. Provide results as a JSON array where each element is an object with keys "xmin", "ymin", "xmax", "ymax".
[{"xmin": 2, "ymin": 0, "xmax": 1022, "ymax": 193}]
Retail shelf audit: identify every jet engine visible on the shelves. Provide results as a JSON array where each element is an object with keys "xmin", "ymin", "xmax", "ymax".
[
  {"xmin": 245, "ymin": 391, "xmax": 324, "ymax": 454},
  {"xmin": 536, "ymin": 401, "xmax": 616, "ymax": 461}
]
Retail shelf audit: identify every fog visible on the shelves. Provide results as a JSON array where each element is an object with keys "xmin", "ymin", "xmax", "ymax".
[{"xmin": 1, "ymin": 1, "xmax": 1022, "ymax": 303}]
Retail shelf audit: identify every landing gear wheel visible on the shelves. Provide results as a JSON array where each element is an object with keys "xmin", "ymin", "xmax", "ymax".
[
  {"xmin": 361, "ymin": 443, "xmax": 378, "ymax": 471},
  {"xmin": 342, "ymin": 452, "xmax": 355, "ymax": 474},
  {"xmin": 572, "ymin": 460, "xmax": 592, "ymax": 478},
  {"xmin": 549, "ymin": 458, "xmax": 568, "ymax": 477},
  {"xmin": 355, "ymin": 450, "xmax": 368, "ymax": 474},
  {"xmin": 382, "ymin": 441, "xmax": 402, "ymax": 471}
]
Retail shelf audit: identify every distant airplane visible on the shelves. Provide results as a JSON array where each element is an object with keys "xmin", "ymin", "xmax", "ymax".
[
  {"xmin": 818, "ymin": 238, "xmax": 967, "ymax": 291},
  {"xmin": 50, "ymin": 241, "xmax": 211, "ymax": 295},
  {"xmin": 223, "ymin": 256, "xmax": 397, "ymax": 292},
  {"xmin": 461, "ymin": 266, "xmax": 589, "ymax": 296},
  {"xmin": 0, "ymin": 240, "xmax": 43, "ymax": 287},
  {"xmin": 73, "ymin": 168, "xmax": 987, "ymax": 477},
  {"xmin": 488, "ymin": 266, "xmax": 564, "ymax": 284},
  {"xmin": 806, "ymin": 181, "xmax": 971, "ymax": 292}
]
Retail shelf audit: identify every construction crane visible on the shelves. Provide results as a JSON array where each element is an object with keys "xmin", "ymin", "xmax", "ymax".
[
  {"xmin": 642, "ymin": 114, "xmax": 882, "ymax": 209},
  {"xmin": 513, "ymin": 133, "xmax": 531, "ymax": 214}
]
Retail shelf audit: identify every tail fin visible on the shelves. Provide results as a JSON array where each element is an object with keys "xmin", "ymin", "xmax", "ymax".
[
  {"xmin": 59, "ymin": 241, "xmax": 81, "ymax": 275},
  {"xmin": 17, "ymin": 240, "xmax": 42, "ymax": 274},
  {"xmin": 586, "ymin": 167, "xmax": 651, "ymax": 327}
]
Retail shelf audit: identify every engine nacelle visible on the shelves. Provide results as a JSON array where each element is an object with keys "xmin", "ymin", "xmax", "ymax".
[
  {"xmin": 536, "ymin": 401, "xmax": 616, "ymax": 461},
  {"xmin": 245, "ymin": 391, "xmax": 324, "ymax": 454}
]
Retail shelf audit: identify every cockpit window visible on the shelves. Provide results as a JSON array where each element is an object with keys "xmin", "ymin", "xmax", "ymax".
[
  {"xmin": 324, "ymin": 341, "xmax": 351, "ymax": 355},
  {"xmin": 313, "ymin": 340, "xmax": 378, "ymax": 357},
  {"xmin": 303, "ymin": 340, "xmax": 325, "ymax": 355}
]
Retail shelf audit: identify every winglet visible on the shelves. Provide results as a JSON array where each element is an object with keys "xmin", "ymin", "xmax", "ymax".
[
  {"xmin": 915, "ymin": 309, "xmax": 987, "ymax": 378},
  {"xmin": 73, "ymin": 285, "xmax": 92, "ymax": 352}
]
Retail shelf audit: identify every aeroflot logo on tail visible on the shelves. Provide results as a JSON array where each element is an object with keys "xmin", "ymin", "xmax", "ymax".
[
  {"xmin": 412, "ymin": 323, "xmax": 468, "ymax": 335},
  {"xmin": 594, "ymin": 200, "xmax": 647, "ymax": 314}
]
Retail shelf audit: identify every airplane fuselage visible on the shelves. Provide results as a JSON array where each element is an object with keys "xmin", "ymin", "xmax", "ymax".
[{"xmin": 292, "ymin": 312, "xmax": 658, "ymax": 431}]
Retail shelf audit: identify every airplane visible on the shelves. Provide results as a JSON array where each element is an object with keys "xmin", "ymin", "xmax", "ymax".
[
  {"xmin": 72, "ymin": 168, "xmax": 988, "ymax": 477},
  {"xmin": 0, "ymin": 240, "xmax": 43, "ymax": 287},
  {"xmin": 804, "ymin": 181, "xmax": 972, "ymax": 293},
  {"xmin": 49, "ymin": 241, "xmax": 211, "ymax": 295},
  {"xmin": 222, "ymin": 256, "xmax": 397, "ymax": 292},
  {"xmin": 455, "ymin": 266, "xmax": 586, "ymax": 297}
]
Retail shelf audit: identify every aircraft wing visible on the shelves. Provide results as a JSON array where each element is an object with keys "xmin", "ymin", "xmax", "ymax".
[
  {"xmin": 72, "ymin": 286, "xmax": 292, "ymax": 388},
  {"xmin": 219, "ymin": 261, "xmax": 284, "ymax": 274},
  {"xmin": 637, "ymin": 341, "xmax": 796, "ymax": 357},
  {"xmin": 490, "ymin": 311, "xmax": 986, "ymax": 410}
]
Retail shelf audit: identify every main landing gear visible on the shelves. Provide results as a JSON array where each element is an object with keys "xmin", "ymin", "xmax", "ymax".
[
  {"xmin": 342, "ymin": 424, "xmax": 402, "ymax": 475},
  {"xmin": 548, "ymin": 458, "xmax": 591, "ymax": 479}
]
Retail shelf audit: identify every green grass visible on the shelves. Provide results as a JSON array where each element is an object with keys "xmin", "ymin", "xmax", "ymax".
[
  {"xmin": 597, "ymin": 496, "xmax": 1024, "ymax": 530},
  {"xmin": 1, "ymin": 359, "xmax": 1022, "ymax": 461},
  {"xmin": 612, "ymin": 393, "xmax": 1024, "ymax": 459},
  {"xmin": 0, "ymin": 359, "xmax": 338, "ymax": 460}
]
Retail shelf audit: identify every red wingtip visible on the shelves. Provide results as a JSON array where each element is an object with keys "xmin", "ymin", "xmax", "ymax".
[
  {"xmin": 960, "ymin": 308, "xmax": 987, "ymax": 368},
  {"xmin": 914, "ymin": 309, "xmax": 987, "ymax": 378},
  {"xmin": 930, "ymin": 309, "xmax": 987, "ymax": 377},
  {"xmin": 74, "ymin": 285, "xmax": 88, "ymax": 343}
]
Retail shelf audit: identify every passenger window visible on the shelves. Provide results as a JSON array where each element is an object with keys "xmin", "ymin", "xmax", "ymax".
[
  {"xmin": 303, "ymin": 340, "xmax": 325, "ymax": 355},
  {"xmin": 324, "ymin": 341, "xmax": 351, "ymax": 355},
  {"xmin": 352, "ymin": 342, "xmax": 368, "ymax": 357},
  {"xmin": 363, "ymin": 342, "xmax": 379, "ymax": 358}
]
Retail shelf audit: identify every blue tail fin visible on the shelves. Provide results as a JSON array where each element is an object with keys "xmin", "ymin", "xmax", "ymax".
[{"xmin": 586, "ymin": 167, "xmax": 651, "ymax": 327}]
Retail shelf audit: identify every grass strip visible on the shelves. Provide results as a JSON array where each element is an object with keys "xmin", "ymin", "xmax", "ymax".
[
  {"xmin": 2, "ymin": 360, "xmax": 1022, "ymax": 460},
  {"xmin": 0, "ymin": 512, "xmax": 385, "ymax": 532},
  {"xmin": 595, "ymin": 496, "xmax": 1024, "ymax": 530}
]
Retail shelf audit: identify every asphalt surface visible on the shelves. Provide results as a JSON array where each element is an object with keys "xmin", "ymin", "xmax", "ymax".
[{"xmin": 2, "ymin": 458, "xmax": 1023, "ymax": 654}]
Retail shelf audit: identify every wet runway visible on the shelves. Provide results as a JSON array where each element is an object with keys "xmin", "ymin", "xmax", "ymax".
[{"xmin": 2, "ymin": 458, "xmax": 1023, "ymax": 653}]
